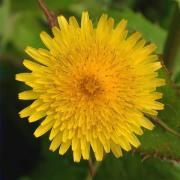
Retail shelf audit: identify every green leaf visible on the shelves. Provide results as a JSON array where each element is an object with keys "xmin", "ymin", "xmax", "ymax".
[
  {"xmin": 11, "ymin": 12, "xmax": 43, "ymax": 51},
  {"xmin": 0, "ymin": 0, "xmax": 10, "ymax": 34},
  {"xmin": 95, "ymin": 154, "xmax": 180, "ymax": 180},
  {"xmin": 0, "ymin": 0, "xmax": 19, "ymax": 50}
]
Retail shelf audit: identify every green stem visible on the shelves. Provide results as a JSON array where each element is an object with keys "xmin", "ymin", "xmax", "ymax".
[
  {"xmin": 87, "ymin": 157, "xmax": 94, "ymax": 180},
  {"xmin": 86, "ymin": 157, "xmax": 102, "ymax": 180},
  {"xmin": 38, "ymin": 0, "xmax": 58, "ymax": 28},
  {"xmin": 148, "ymin": 115, "xmax": 180, "ymax": 138}
]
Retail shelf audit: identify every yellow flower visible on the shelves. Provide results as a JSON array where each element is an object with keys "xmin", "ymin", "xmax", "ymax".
[{"xmin": 16, "ymin": 12, "xmax": 165, "ymax": 162}]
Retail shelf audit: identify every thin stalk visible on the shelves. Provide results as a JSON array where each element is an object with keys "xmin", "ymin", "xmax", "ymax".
[
  {"xmin": 86, "ymin": 157, "xmax": 102, "ymax": 180},
  {"xmin": 38, "ymin": 0, "xmax": 58, "ymax": 28},
  {"xmin": 148, "ymin": 115, "xmax": 180, "ymax": 138}
]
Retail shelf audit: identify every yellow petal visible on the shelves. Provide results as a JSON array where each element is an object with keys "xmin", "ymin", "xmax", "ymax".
[
  {"xmin": 19, "ymin": 106, "xmax": 34, "ymax": 118},
  {"xmin": 94, "ymin": 140, "xmax": 104, "ymax": 161},
  {"xmin": 110, "ymin": 141, "xmax": 122, "ymax": 158},
  {"xmin": 143, "ymin": 43, "xmax": 157, "ymax": 55},
  {"xmin": 52, "ymin": 26, "xmax": 61, "ymax": 39},
  {"xmin": 69, "ymin": 16, "xmax": 79, "ymax": 28},
  {"xmin": 81, "ymin": 11, "xmax": 89, "ymax": 28},
  {"xmin": 81, "ymin": 11, "xmax": 93, "ymax": 32},
  {"xmin": 29, "ymin": 111, "xmax": 46, "ymax": 122},
  {"xmin": 126, "ymin": 123, "xmax": 143, "ymax": 135},
  {"xmin": 72, "ymin": 137, "xmax": 79, "ymax": 151},
  {"xmin": 59, "ymin": 141, "xmax": 71, "ymax": 155},
  {"xmin": 82, "ymin": 142, "xmax": 90, "ymax": 160},
  {"xmin": 97, "ymin": 14, "xmax": 108, "ymax": 30},
  {"xmin": 119, "ymin": 136, "xmax": 131, "ymax": 151},
  {"xmin": 23, "ymin": 60, "xmax": 44, "ymax": 72},
  {"xmin": 25, "ymin": 46, "xmax": 50, "ymax": 66},
  {"xmin": 58, "ymin": 16, "xmax": 68, "ymax": 30},
  {"xmin": 115, "ymin": 19, "xmax": 127, "ymax": 32},
  {"xmin": 99, "ymin": 133, "xmax": 110, "ymax": 153},
  {"xmin": 34, "ymin": 122, "xmax": 53, "ymax": 137},
  {"xmin": 18, "ymin": 90, "xmax": 39, "ymax": 100},
  {"xmin": 126, "ymin": 32, "xmax": 141, "ymax": 49},
  {"xmin": 30, "ymin": 99, "xmax": 42, "ymax": 108},
  {"xmin": 16, "ymin": 73, "xmax": 34, "ymax": 82},
  {"xmin": 49, "ymin": 132, "xmax": 62, "ymax": 151},
  {"xmin": 49, "ymin": 126, "xmax": 60, "ymax": 140},
  {"xmin": 73, "ymin": 146, "xmax": 81, "ymax": 162},
  {"xmin": 40, "ymin": 31, "xmax": 53, "ymax": 49},
  {"xmin": 36, "ymin": 104, "xmax": 49, "ymax": 111},
  {"xmin": 140, "ymin": 117, "xmax": 154, "ymax": 130},
  {"xmin": 125, "ymin": 133, "xmax": 141, "ymax": 148},
  {"xmin": 62, "ymin": 129, "xmax": 69, "ymax": 142},
  {"xmin": 41, "ymin": 115, "xmax": 54, "ymax": 126}
]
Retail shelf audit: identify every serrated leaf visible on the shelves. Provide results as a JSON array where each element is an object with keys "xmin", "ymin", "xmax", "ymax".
[{"xmin": 95, "ymin": 154, "xmax": 180, "ymax": 180}]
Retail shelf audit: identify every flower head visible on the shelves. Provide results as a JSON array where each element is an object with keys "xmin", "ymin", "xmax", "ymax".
[{"xmin": 16, "ymin": 12, "xmax": 165, "ymax": 162}]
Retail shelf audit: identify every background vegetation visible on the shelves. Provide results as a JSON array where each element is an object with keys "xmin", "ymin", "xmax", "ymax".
[{"xmin": 1, "ymin": 0, "xmax": 180, "ymax": 179}]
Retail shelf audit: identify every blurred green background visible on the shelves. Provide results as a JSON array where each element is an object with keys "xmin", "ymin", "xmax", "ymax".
[{"xmin": 1, "ymin": 0, "xmax": 180, "ymax": 179}]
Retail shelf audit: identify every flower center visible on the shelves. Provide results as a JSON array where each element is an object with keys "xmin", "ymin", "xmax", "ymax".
[{"xmin": 80, "ymin": 76, "xmax": 101, "ymax": 96}]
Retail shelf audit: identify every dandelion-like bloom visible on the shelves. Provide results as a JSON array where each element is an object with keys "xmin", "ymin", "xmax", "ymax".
[{"xmin": 16, "ymin": 12, "xmax": 165, "ymax": 162}]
